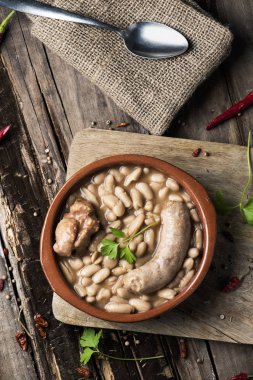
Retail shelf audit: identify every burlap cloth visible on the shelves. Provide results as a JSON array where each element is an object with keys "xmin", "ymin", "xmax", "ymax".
[{"xmin": 31, "ymin": 0, "xmax": 233, "ymax": 135}]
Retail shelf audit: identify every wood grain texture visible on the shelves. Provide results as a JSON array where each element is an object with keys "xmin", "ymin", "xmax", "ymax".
[{"xmin": 53, "ymin": 129, "xmax": 253, "ymax": 344}]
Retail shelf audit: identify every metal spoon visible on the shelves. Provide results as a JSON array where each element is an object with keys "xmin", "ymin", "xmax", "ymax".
[{"xmin": 0, "ymin": 0, "xmax": 189, "ymax": 59}]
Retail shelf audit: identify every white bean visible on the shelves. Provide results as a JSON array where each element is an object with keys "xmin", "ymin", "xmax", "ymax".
[
  {"xmin": 136, "ymin": 242, "xmax": 147, "ymax": 257},
  {"xmin": 119, "ymin": 260, "xmax": 134, "ymax": 271},
  {"xmin": 93, "ymin": 173, "xmax": 106, "ymax": 185},
  {"xmin": 94, "ymin": 256, "xmax": 103, "ymax": 265},
  {"xmin": 104, "ymin": 233, "xmax": 116, "ymax": 241},
  {"xmin": 81, "ymin": 277, "xmax": 92, "ymax": 287},
  {"xmin": 144, "ymin": 218, "xmax": 155, "ymax": 225},
  {"xmin": 104, "ymin": 276, "xmax": 117, "ymax": 285},
  {"xmin": 128, "ymin": 240, "xmax": 137, "ymax": 252},
  {"xmin": 144, "ymin": 229, "xmax": 155, "ymax": 251},
  {"xmin": 103, "ymin": 195, "xmax": 125, "ymax": 217},
  {"xmin": 195, "ymin": 229, "xmax": 203, "ymax": 250},
  {"xmin": 128, "ymin": 214, "xmax": 145, "ymax": 236},
  {"xmin": 157, "ymin": 288, "xmax": 177, "ymax": 299},
  {"xmin": 110, "ymin": 296, "xmax": 129, "ymax": 304},
  {"xmin": 109, "ymin": 168, "xmax": 124, "ymax": 182},
  {"xmin": 149, "ymin": 182, "xmax": 163, "ymax": 192},
  {"xmin": 74, "ymin": 284, "xmax": 87, "ymax": 297},
  {"xmin": 167, "ymin": 270, "xmax": 185, "ymax": 288},
  {"xmin": 188, "ymin": 247, "xmax": 200, "ymax": 259},
  {"xmin": 115, "ymin": 186, "xmax": 132, "ymax": 208},
  {"xmin": 105, "ymin": 209, "xmax": 117, "ymax": 222},
  {"xmin": 135, "ymin": 182, "xmax": 153, "ymax": 200},
  {"xmin": 124, "ymin": 167, "xmax": 142, "ymax": 187},
  {"xmin": 179, "ymin": 270, "xmax": 195, "ymax": 289},
  {"xmin": 144, "ymin": 200, "xmax": 153, "ymax": 212},
  {"xmin": 59, "ymin": 261, "xmax": 75, "ymax": 283},
  {"xmin": 87, "ymin": 183, "xmax": 97, "ymax": 194},
  {"xmin": 166, "ymin": 178, "xmax": 180, "ymax": 192},
  {"xmin": 140, "ymin": 294, "xmax": 150, "ymax": 301},
  {"xmin": 112, "ymin": 267, "xmax": 127, "ymax": 276},
  {"xmin": 119, "ymin": 166, "xmax": 131, "ymax": 176},
  {"xmin": 105, "ymin": 302, "xmax": 134, "ymax": 314},
  {"xmin": 159, "ymin": 187, "xmax": 170, "ymax": 200},
  {"xmin": 150, "ymin": 173, "xmax": 166, "ymax": 183},
  {"xmin": 86, "ymin": 283, "xmax": 100, "ymax": 296},
  {"xmin": 130, "ymin": 188, "xmax": 143, "ymax": 209},
  {"xmin": 117, "ymin": 288, "xmax": 131, "ymax": 299},
  {"xmin": 134, "ymin": 208, "xmax": 145, "ymax": 216},
  {"xmin": 129, "ymin": 298, "xmax": 151, "ymax": 312},
  {"xmin": 98, "ymin": 184, "xmax": 106, "ymax": 198},
  {"xmin": 106, "ymin": 220, "xmax": 122, "ymax": 232},
  {"xmin": 168, "ymin": 194, "xmax": 183, "ymax": 202},
  {"xmin": 103, "ymin": 256, "xmax": 118, "ymax": 269},
  {"xmin": 79, "ymin": 264, "xmax": 101, "ymax": 277},
  {"xmin": 81, "ymin": 188, "xmax": 99, "ymax": 207},
  {"xmin": 153, "ymin": 204, "xmax": 162, "ymax": 214},
  {"xmin": 96, "ymin": 288, "xmax": 111, "ymax": 302},
  {"xmin": 92, "ymin": 268, "xmax": 110, "ymax": 284},
  {"xmin": 143, "ymin": 167, "xmax": 150, "ymax": 174},
  {"xmin": 153, "ymin": 298, "xmax": 167, "ymax": 308},
  {"xmin": 86, "ymin": 296, "xmax": 96, "ymax": 303},
  {"xmin": 183, "ymin": 258, "xmax": 195, "ymax": 273},
  {"xmin": 111, "ymin": 275, "xmax": 124, "ymax": 293},
  {"xmin": 104, "ymin": 174, "xmax": 115, "ymax": 193},
  {"xmin": 186, "ymin": 202, "xmax": 195, "ymax": 210},
  {"xmin": 181, "ymin": 191, "xmax": 191, "ymax": 203},
  {"xmin": 123, "ymin": 214, "xmax": 135, "ymax": 226},
  {"xmin": 133, "ymin": 234, "xmax": 143, "ymax": 244},
  {"xmin": 190, "ymin": 209, "xmax": 200, "ymax": 222},
  {"xmin": 91, "ymin": 251, "xmax": 99, "ymax": 263},
  {"xmin": 135, "ymin": 255, "xmax": 151, "ymax": 268},
  {"xmin": 67, "ymin": 257, "xmax": 84, "ymax": 271}
]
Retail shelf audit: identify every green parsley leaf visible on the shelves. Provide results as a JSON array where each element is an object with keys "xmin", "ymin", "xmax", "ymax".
[
  {"xmin": 242, "ymin": 198, "xmax": 253, "ymax": 225},
  {"xmin": 215, "ymin": 191, "xmax": 232, "ymax": 215},
  {"xmin": 80, "ymin": 347, "xmax": 95, "ymax": 364},
  {"xmin": 110, "ymin": 227, "xmax": 125, "ymax": 238},
  {"xmin": 80, "ymin": 328, "xmax": 102, "ymax": 348},
  {"xmin": 101, "ymin": 242, "xmax": 119, "ymax": 260},
  {"xmin": 120, "ymin": 246, "xmax": 136, "ymax": 264},
  {"xmin": 101, "ymin": 239, "xmax": 116, "ymax": 245}
]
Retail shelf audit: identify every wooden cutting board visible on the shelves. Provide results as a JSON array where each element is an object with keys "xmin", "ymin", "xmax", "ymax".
[{"xmin": 52, "ymin": 129, "xmax": 253, "ymax": 344}]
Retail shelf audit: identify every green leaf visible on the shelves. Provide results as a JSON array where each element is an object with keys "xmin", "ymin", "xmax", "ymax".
[
  {"xmin": 242, "ymin": 198, "xmax": 253, "ymax": 225},
  {"xmin": 110, "ymin": 227, "xmax": 125, "ymax": 238},
  {"xmin": 80, "ymin": 328, "xmax": 102, "ymax": 348},
  {"xmin": 0, "ymin": 11, "xmax": 15, "ymax": 34},
  {"xmin": 80, "ymin": 347, "xmax": 95, "ymax": 364},
  {"xmin": 101, "ymin": 239, "xmax": 115, "ymax": 245},
  {"xmin": 101, "ymin": 243, "xmax": 119, "ymax": 260},
  {"xmin": 120, "ymin": 246, "xmax": 136, "ymax": 264},
  {"xmin": 215, "ymin": 191, "xmax": 232, "ymax": 215}
]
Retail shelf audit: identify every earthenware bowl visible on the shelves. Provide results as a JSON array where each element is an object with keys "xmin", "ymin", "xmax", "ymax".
[{"xmin": 40, "ymin": 154, "xmax": 216, "ymax": 322}]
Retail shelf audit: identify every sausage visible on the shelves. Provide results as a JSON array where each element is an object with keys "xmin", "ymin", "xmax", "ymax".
[{"xmin": 123, "ymin": 201, "xmax": 191, "ymax": 294}]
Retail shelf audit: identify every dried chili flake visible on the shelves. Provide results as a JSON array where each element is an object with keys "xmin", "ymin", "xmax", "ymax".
[
  {"xmin": 75, "ymin": 367, "xmax": 93, "ymax": 378},
  {"xmin": 179, "ymin": 338, "xmax": 187, "ymax": 359},
  {"xmin": 36, "ymin": 324, "xmax": 47, "ymax": 339},
  {"xmin": 192, "ymin": 148, "xmax": 201, "ymax": 157},
  {"xmin": 0, "ymin": 279, "xmax": 4, "ymax": 292},
  {"xmin": 3, "ymin": 247, "xmax": 9, "ymax": 257},
  {"xmin": 115, "ymin": 122, "xmax": 129, "ymax": 128},
  {"xmin": 34, "ymin": 313, "xmax": 48, "ymax": 328},
  {"xmin": 16, "ymin": 331, "xmax": 28, "ymax": 351},
  {"xmin": 0, "ymin": 125, "xmax": 11, "ymax": 142},
  {"xmin": 222, "ymin": 277, "xmax": 241, "ymax": 292},
  {"xmin": 230, "ymin": 373, "xmax": 252, "ymax": 380}
]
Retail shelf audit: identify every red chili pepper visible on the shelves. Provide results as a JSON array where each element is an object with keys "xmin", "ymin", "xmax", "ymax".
[
  {"xmin": 192, "ymin": 148, "xmax": 201, "ymax": 157},
  {"xmin": 207, "ymin": 91, "xmax": 253, "ymax": 130},
  {"xmin": 0, "ymin": 11, "xmax": 15, "ymax": 46},
  {"xmin": 230, "ymin": 373, "xmax": 250, "ymax": 380},
  {"xmin": 0, "ymin": 125, "xmax": 11, "ymax": 142},
  {"xmin": 16, "ymin": 331, "xmax": 28, "ymax": 351},
  {"xmin": 222, "ymin": 277, "xmax": 241, "ymax": 292}
]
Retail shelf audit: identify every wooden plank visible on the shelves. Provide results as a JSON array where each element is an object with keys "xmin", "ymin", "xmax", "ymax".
[{"xmin": 53, "ymin": 129, "xmax": 253, "ymax": 344}]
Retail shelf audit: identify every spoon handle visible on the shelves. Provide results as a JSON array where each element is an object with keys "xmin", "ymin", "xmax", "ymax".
[{"xmin": 0, "ymin": 0, "xmax": 120, "ymax": 33}]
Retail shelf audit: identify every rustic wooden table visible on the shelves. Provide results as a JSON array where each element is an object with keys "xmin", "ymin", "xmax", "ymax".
[{"xmin": 0, "ymin": 1, "xmax": 253, "ymax": 379}]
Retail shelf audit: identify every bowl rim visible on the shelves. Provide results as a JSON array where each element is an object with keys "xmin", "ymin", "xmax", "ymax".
[{"xmin": 40, "ymin": 154, "xmax": 216, "ymax": 322}]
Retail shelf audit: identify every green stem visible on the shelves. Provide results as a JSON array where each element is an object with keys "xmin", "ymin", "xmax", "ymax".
[
  {"xmin": 123, "ymin": 221, "xmax": 159, "ymax": 243},
  {"xmin": 99, "ymin": 351, "xmax": 164, "ymax": 361},
  {"xmin": 239, "ymin": 131, "xmax": 252, "ymax": 214},
  {"xmin": 0, "ymin": 11, "xmax": 15, "ymax": 33}
]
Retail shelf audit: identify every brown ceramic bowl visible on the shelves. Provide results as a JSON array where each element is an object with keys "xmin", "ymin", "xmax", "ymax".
[{"xmin": 40, "ymin": 154, "xmax": 216, "ymax": 322}]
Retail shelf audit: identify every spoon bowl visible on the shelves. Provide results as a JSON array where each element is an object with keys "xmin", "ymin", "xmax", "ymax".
[{"xmin": 122, "ymin": 21, "xmax": 188, "ymax": 59}]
